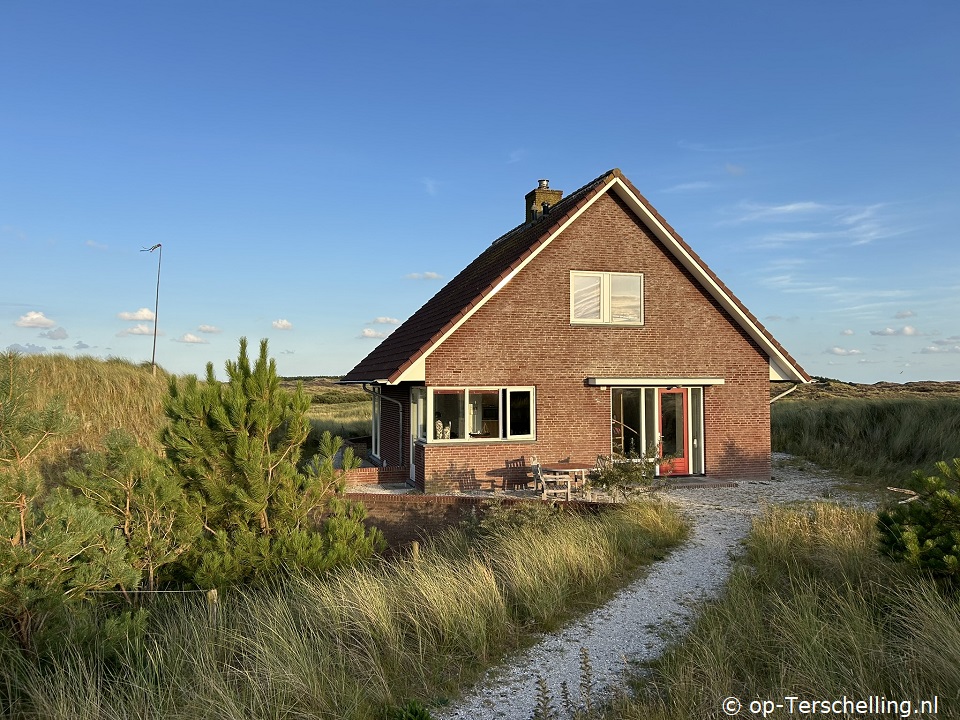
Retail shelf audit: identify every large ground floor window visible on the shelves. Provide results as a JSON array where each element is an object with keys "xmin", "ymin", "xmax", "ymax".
[
  {"xmin": 424, "ymin": 386, "xmax": 535, "ymax": 442},
  {"xmin": 611, "ymin": 386, "xmax": 704, "ymax": 475}
]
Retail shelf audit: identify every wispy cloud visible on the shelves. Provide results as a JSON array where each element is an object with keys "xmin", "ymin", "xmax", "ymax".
[
  {"xmin": 919, "ymin": 345, "xmax": 960, "ymax": 354},
  {"xmin": 825, "ymin": 347, "xmax": 863, "ymax": 356},
  {"xmin": 725, "ymin": 163, "xmax": 746, "ymax": 176},
  {"xmin": 74, "ymin": 341, "xmax": 90, "ymax": 350},
  {"xmin": 406, "ymin": 271, "xmax": 442, "ymax": 280},
  {"xmin": 841, "ymin": 329, "xmax": 855, "ymax": 336},
  {"xmin": 173, "ymin": 333, "xmax": 207, "ymax": 344},
  {"xmin": 369, "ymin": 316, "xmax": 399, "ymax": 325},
  {"xmin": 359, "ymin": 328, "xmax": 388, "ymax": 339},
  {"xmin": 894, "ymin": 310, "xmax": 916, "ymax": 319},
  {"xmin": 870, "ymin": 325, "xmax": 922, "ymax": 337},
  {"xmin": 507, "ymin": 149, "xmax": 526, "ymax": 164},
  {"xmin": 117, "ymin": 324, "xmax": 155, "ymax": 336},
  {"xmin": 85, "ymin": 240, "xmax": 108, "ymax": 250},
  {"xmin": 15, "ymin": 311, "xmax": 55, "ymax": 328},
  {"xmin": 734, "ymin": 201, "xmax": 829, "ymax": 223},
  {"xmin": 198, "ymin": 324, "xmax": 221, "ymax": 334},
  {"xmin": 729, "ymin": 200, "xmax": 899, "ymax": 249},
  {"xmin": 118, "ymin": 308, "xmax": 155, "ymax": 322},
  {"xmin": 6, "ymin": 343, "xmax": 46, "ymax": 354},
  {"xmin": 39, "ymin": 327, "xmax": 68, "ymax": 340},
  {"xmin": 272, "ymin": 319, "xmax": 293, "ymax": 330},
  {"xmin": 421, "ymin": 177, "xmax": 439, "ymax": 196},
  {"xmin": 662, "ymin": 180, "xmax": 713, "ymax": 193}
]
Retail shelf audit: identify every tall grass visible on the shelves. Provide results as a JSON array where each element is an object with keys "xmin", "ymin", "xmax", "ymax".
[
  {"xmin": 606, "ymin": 504, "xmax": 960, "ymax": 719},
  {"xmin": 2, "ymin": 501, "xmax": 687, "ymax": 720},
  {"xmin": 307, "ymin": 400, "xmax": 372, "ymax": 440},
  {"xmin": 771, "ymin": 396, "xmax": 960, "ymax": 481},
  {"xmin": 17, "ymin": 354, "xmax": 170, "ymax": 456}
]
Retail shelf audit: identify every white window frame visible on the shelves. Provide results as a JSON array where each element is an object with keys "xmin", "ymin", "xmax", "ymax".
[
  {"xmin": 427, "ymin": 386, "xmax": 536, "ymax": 443},
  {"xmin": 570, "ymin": 270, "xmax": 644, "ymax": 325}
]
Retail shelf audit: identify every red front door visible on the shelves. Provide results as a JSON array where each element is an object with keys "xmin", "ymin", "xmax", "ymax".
[{"xmin": 658, "ymin": 388, "xmax": 689, "ymax": 475}]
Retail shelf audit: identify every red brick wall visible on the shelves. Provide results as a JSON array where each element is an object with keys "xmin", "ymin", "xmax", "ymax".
[
  {"xmin": 349, "ymin": 492, "xmax": 611, "ymax": 548},
  {"xmin": 421, "ymin": 192, "xmax": 771, "ymax": 490},
  {"xmin": 348, "ymin": 466, "xmax": 411, "ymax": 485}
]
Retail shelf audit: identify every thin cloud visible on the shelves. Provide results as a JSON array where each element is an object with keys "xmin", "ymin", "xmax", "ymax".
[
  {"xmin": 870, "ymin": 326, "xmax": 921, "ymax": 337},
  {"xmin": 272, "ymin": 319, "xmax": 293, "ymax": 330},
  {"xmin": 118, "ymin": 308, "xmax": 155, "ymax": 322},
  {"xmin": 894, "ymin": 310, "xmax": 916, "ymax": 319},
  {"xmin": 421, "ymin": 177, "xmax": 439, "ymax": 196},
  {"xmin": 920, "ymin": 345, "xmax": 960, "ymax": 354},
  {"xmin": 825, "ymin": 347, "xmax": 863, "ymax": 356},
  {"xmin": 725, "ymin": 163, "xmax": 746, "ymax": 176},
  {"xmin": 39, "ymin": 327, "xmax": 68, "ymax": 340},
  {"xmin": 405, "ymin": 271, "xmax": 442, "ymax": 280},
  {"xmin": 74, "ymin": 341, "xmax": 91, "ymax": 350},
  {"xmin": 117, "ymin": 324, "xmax": 155, "ymax": 336},
  {"xmin": 369, "ymin": 316, "xmax": 399, "ymax": 325},
  {"xmin": 933, "ymin": 336, "xmax": 960, "ymax": 345},
  {"xmin": 15, "ymin": 311, "xmax": 55, "ymax": 328},
  {"xmin": 6, "ymin": 343, "xmax": 46, "ymax": 354},
  {"xmin": 359, "ymin": 328, "xmax": 388, "ymax": 339},
  {"xmin": 174, "ymin": 333, "xmax": 207, "ymax": 344},
  {"xmin": 507, "ymin": 149, "xmax": 527, "ymax": 164},
  {"xmin": 198, "ymin": 324, "xmax": 222, "ymax": 334},
  {"xmin": 85, "ymin": 240, "xmax": 108, "ymax": 250},
  {"xmin": 735, "ymin": 201, "xmax": 828, "ymax": 223},
  {"xmin": 663, "ymin": 181, "xmax": 713, "ymax": 193},
  {"xmin": 841, "ymin": 329, "xmax": 855, "ymax": 336}
]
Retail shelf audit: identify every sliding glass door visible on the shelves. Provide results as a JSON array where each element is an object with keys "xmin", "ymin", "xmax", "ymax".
[{"xmin": 610, "ymin": 387, "xmax": 703, "ymax": 476}]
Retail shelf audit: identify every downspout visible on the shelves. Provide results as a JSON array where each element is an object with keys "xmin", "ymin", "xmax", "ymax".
[
  {"xmin": 769, "ymin": 383, "xmax": 800, "ymax": 404},
  {"xmin": 360, "ymin": 383, "xmax": 405, "ymax": 467}
]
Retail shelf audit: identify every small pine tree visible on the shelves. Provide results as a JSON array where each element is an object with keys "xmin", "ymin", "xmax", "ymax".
[
  {"xmin": 162, "ymin": 338, "xmax": 382, "ymax": 587},
  {"xmin": 878, "ymin": 458, "xmax": 960, "ymax": 579},
  {"xmin": 66, "ymin": 429, "xmax": 200, "ymax": 591},
  {"xmin": 0, "ymin": 352, "xmax": 138, "ymax": 648}
]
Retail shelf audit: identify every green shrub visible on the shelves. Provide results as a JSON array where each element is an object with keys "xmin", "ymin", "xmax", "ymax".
[{"xmin": 877, "ymin": 458, "xmax": 960, "ymax": 580}]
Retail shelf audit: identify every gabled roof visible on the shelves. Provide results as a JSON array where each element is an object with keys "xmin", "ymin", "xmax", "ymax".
[{"xmin": 342, "ymin": 169, "xmax": 810, "ymax": 385}]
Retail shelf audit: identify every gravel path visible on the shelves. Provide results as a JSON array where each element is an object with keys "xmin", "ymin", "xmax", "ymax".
[{"xmin": 435, "ymin": 455, "xmax": 866, "ymax": 720}]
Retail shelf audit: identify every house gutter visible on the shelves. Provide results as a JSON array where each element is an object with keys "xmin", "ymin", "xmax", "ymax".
[
  {"xmin": 357, "ymin": 382, "xmax": 404, "ymax": 467},
  {"xmin": 769, "ymin": 383, "xmax": 800, "ymax": 404}
]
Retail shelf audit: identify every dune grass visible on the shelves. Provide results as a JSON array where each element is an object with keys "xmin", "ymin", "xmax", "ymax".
[
  {"xmin": 1, "ymin": 501, "xmax": 687, "ymax": 720},
  {"xmin": 771, "ymin": 396, "xmax": 960, "ymax": 483},
  {"xmin": 602, "ymin": 503, "xmax": 958, "ymax": 719},
  {"xmin": 13, "ymin": 353, "xmax": 171, "ymax": 458},
  {"xmin": 307, "ymin": 400, "xmax": 372, "ymax": 441}
]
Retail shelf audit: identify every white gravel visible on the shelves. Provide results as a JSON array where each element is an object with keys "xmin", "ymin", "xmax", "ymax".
[{"xmin": 434, "ymin": 454, "xmax": 866, "ymax": 720}]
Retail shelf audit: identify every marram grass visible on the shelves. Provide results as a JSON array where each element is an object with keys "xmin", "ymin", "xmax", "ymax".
[
  {"xmin": 772, "ymin": 396, "xmax": 960, "ymax": 483},
  {"xmin": 605, "ymin": 503, "xmax": 960, "ymax": 720},
  {"xmin": 2, "ymin": 501, "xmax": 687, "ymax": 720}
]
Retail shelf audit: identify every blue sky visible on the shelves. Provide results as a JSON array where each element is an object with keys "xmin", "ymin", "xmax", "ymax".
[{"xmin": 2, "ymin": 2, "xmax": 958, "ymax": 382}]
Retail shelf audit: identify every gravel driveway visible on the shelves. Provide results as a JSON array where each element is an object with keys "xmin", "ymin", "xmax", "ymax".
[{"xmin": 435, "ymin": 455, "xmax": 865, "ymax": 720}]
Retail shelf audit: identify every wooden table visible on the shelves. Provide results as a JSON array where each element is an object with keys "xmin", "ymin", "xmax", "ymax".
[{"xmin": 541, "ymin": 462, "xmax": 595, "ymax": 491}]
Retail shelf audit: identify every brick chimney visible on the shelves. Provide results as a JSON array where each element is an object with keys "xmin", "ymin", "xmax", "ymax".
[{"xmin": 525, "ymin": 179, "xmax": 563, "ymax": 222}]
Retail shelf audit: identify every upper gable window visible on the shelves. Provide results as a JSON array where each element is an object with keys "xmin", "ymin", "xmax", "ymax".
[{"xmin": 570, "ymin": 271, "xmax": 644, "ymax": 325}]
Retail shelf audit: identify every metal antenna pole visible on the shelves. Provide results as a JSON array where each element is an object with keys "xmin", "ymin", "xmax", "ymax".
[{"xmin": 141, "ymin": 244, "xmax": 162, "ymax": 375}]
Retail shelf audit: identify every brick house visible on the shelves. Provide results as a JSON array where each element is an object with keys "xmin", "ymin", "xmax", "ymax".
[{"xmin": 342, "ymin": 169, "xmax": 810, "ymax": 492}]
